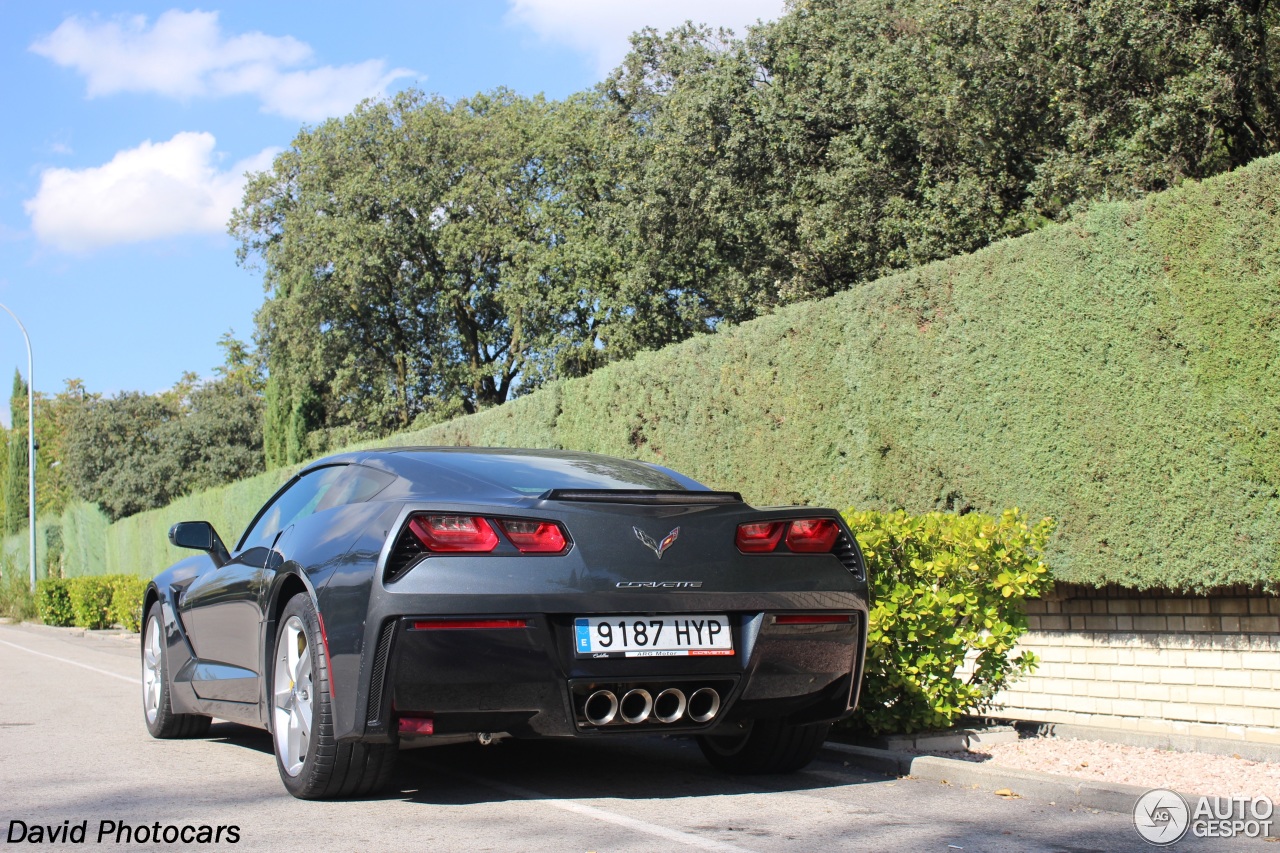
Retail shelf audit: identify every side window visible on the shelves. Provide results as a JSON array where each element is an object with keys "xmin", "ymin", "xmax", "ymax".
[
  {"xmin": 315, "ymin": 465, "xmax": 395, "ymax": 514},
  {"xmin": 237, "ymin": 464, "xmax": 395, "ymax": 553},
  {"xmin": 238, "ymin": 466, "xmax": 348, "ymax": 553}
]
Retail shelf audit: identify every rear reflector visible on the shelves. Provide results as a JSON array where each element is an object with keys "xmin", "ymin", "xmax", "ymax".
[
  {"xmin": 410, "ymin": 619, "xmax": 528, "ymax": 631},
  {"xmin": 496, "ymin": 519, "xmax": 568, "ymax": 553},
  {"xmin": 785, "ymin": 518, "xmax": 841, "ymax": 552},
  {"xmin": 408, "ymin": 515, "xmax": 499, "ymax": 552},
  {"xmin": 398, "ymin": 716, "xmax": 434, "ymax": 736},
  {"xmin": 735, "ymin": 521, "xmax": 786, "ymax": 552},
  {"xmin": 774, "ymin": 614, "xmax": 853, "ymax": 625}
]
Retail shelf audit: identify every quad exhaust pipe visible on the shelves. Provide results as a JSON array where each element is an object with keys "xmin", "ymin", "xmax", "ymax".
[
  {"xmin": 584, "ymin": 689, "xmax": 619, "ymax": 726},
  {"xmin": 687, "ymin": 687, "xmax": 720, "ymax": 723},
  {"xmin": 653, "ymin": 688, "xmax": 687, "ymax": 724},
  {"xmin": 581, "ymin": 686, "xmax": 719, "ymax": 727},
  {"xmin": 619, "ymin": 689, "xmax": 653, "ymax": 724}
]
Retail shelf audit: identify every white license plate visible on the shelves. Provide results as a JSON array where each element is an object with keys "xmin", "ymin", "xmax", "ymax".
[{"xmin": 573, "ymin": 615, "xmax": 733, "ymax": 658}]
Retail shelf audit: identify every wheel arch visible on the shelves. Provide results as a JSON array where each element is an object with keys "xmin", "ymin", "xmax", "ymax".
[
  {"xmin": 261, "ymin": 569, "xmax": 324, "ymax": 728},
  {"xmin": 141, "ymin": 583, "xmax": 161, "ymax": 639}
]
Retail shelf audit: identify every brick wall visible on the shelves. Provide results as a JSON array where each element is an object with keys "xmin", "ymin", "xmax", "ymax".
[{"xmin": 988, "ymin": 584, "xmax": 1280, "ymax": 744}]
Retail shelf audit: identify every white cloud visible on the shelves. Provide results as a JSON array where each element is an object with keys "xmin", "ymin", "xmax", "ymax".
[
  {"xmin": 24, "ymin": 132, "xmax": 278, "ymax": 252},
  {"xmin": 30, "ymin": 10, "xmax": 414, "ymax": 122},
  {"xmin": 506, "ymin": 0, "xmax": 786, "ymax": 74}
]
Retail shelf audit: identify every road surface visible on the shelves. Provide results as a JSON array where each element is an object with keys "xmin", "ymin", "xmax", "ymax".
[{"xmin": 0, "ymin": 622, "xmax": 1258, "ymax": 851}]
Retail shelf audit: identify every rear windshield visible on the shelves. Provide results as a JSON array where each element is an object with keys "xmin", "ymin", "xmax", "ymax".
[{"xmin": 401, "ymin": 450, "xmax": 704, "ymax": 495}]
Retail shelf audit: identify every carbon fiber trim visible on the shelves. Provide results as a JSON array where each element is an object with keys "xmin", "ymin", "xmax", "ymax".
[{"xmin": 365, "ymin": 620, "xmax": 397, "ymax": 726}]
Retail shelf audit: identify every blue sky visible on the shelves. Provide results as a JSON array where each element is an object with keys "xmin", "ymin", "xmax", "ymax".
[{"xmin": 0, "ymin": 1, "xmax": 783, "ymax": 422}]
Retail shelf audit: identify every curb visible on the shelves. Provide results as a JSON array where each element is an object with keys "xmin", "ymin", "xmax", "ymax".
[
  {"xmin": 0, "ymin": 621, "xmax": 138, "ymax": 641},
  {"xmin": 822, "ymin": 741, "xmax": 1159, "ymax": 814},
  {"xmin": 2, "ymin": 620, "xmax": 85, "ymax": 637}
]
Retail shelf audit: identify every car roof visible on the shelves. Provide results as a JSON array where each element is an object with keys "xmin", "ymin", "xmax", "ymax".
[{"xmin": 310, "ymin": 446, "xmax": 709, "ymax": 499}]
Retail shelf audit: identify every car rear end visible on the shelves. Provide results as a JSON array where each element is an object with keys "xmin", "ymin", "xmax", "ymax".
[{"xmin": 355, "ymin": 488, "xmax": 868, "ymax": 746}]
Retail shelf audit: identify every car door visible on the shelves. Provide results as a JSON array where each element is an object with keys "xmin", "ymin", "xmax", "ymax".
[{"xmin": 180, "ymin": 465, "xmax": 350, "ymax": 703}]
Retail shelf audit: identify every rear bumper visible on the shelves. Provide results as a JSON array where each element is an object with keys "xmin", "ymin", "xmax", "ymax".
[{"xmin": 343, "ymin": 599, "xmax": 866, "ymax": 743}]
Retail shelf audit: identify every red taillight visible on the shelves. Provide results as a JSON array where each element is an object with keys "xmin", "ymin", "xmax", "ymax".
[
  {"xmin": 785, "ymin": 518, "xmax": 840, "ymax": 552},
  {"xmin": 736, "ymin": 518, "xmax": 841, "ymax": 553},
  {"xmin": 735, "ymin": 521, "xmax": 786, "ymax": 552},
  {"xmin": 408, "ymin": 515, "xmax": 499, "ymax": 552},
  {"xmin": 496, "ymin": 519, "xmax": 568, "ymax": 553},
  {"xmin": 774, "ymin": 613, "xmax": 852, "ymax": 625}
]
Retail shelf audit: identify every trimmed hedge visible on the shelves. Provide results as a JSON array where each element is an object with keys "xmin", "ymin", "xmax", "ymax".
[
  {"xmin": 388, "ymin": 156, "xmax": 1280, "ymax": 590},
  {"xmin": 103, "ymin": 467, "xmax": 294, "ymax": 579},
  {"xmin": 12, "ymin": 154, "xmax": 1280, "ymax": 590}
]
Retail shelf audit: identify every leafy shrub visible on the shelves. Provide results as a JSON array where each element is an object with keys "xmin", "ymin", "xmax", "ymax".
[
  {"xmin": 845, "ymin": 508, "xmax": 1054, "ymax": 735},
  {"xmin": 106, "ymin": 575, "xmax": 147, "ymax": 633},
  {"xmin": 67, "ymin": 577, "xmax": 113, "ymax": 630},
  {"xmin": 32, "ymin": 574, "xmax": 147, "ymax": 631},
  {"xmin": 36, "ymin": 578, "xmax": 74, "ymax": 627},
  {"xmin": 0, "ymin": 568, "xmax": 37, "ymax": 621}
]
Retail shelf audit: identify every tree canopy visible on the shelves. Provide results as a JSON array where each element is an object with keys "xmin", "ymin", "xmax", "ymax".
[
  {"xmin": 62, "ymin": 339, "xmax": 265, "ymax": 522},
  {"xmin": 230, "ymin": 0, "xmax": 1280, "ymax": 466},
  {"xmin": 19, "ymin": 0, "xmax": 1277, "ymax": 525},
  {"xmin": 232, "ymin": 90, "xmax": 618, "ymax": 464}
]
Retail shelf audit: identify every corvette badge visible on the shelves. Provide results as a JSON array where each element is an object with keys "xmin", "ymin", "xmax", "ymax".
[{"xmin": 634, "ymin": 526, "xmax": 679, "ymax": 560}]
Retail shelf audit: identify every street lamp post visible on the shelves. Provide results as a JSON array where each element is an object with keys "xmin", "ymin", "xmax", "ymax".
[{"xmin": 0, "ymin": 303, "xmax": 35, "ymax": 591}]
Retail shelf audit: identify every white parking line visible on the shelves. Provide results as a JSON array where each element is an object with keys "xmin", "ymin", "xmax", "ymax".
[
  {"xmin": 453, "ymin": 771, "xmax": 755, "ymax": 852},
  {"xmin": 0, "ymin": 637, "xmax": 139, "ymax": 685}
]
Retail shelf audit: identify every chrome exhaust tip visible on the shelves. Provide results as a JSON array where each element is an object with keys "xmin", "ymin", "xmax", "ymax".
[
  {"xmin": 687, "ymin": 687, "xmax": 720, "ymax": 723},
  {"xmin": 619, "ymin": 688, "xmax": 654, "ymax": 724},
  {"xmin": 653, "ymin": 688, "xmax": 687, "ymax": 724},
  {"xmin": 584, "ymin": 689, "xmax": 619, "ymax": 726}
]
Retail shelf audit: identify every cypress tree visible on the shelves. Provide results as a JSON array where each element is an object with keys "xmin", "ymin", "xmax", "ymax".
[{"xmin": 5, "ymin": 370, "xmax": 28, "ymax": 536}]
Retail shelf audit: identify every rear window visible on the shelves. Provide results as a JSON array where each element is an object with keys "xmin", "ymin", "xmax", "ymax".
[{"xmin": 402, "ymin": 451, "xmax": 704, "ymax": 495}]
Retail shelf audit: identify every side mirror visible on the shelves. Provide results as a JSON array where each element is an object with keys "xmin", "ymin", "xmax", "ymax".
[{"xmin": 168, "ymin": 521, "xmax": 230, "ymax": 567}]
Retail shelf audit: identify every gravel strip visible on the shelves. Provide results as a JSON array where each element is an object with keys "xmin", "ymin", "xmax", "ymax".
[{"xmin": 917, "ymin": 736, "xmax": 1280, "ymax": 803}]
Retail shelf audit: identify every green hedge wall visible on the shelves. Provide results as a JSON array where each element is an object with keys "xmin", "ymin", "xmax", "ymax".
[
  {"xmin": 103, "ymin": 467, "xmax": 295, "ymax": 578},
  {"xmin": 16, "ymin": 154, "xmax": 1280, "ymax": 590},
  {"xmin": 390, "ymin": 156, "xmax": 1280, "ymax": 590}
]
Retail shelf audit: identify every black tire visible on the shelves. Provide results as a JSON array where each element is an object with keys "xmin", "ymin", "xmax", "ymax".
[
  {"xmin": 697, "ymin": 718, "xmax": 831, "ymax": 774},
  {"xmin": 141, "ymin": 602, "xmax": 211, "ymax": 739},
  {"xmin": 271, "ymin": 593, "xmax": 397, "ymax": 800}
]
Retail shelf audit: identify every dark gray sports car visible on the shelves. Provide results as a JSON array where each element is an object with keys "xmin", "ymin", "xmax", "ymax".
[{"xmin": 142, "ymin": 448, "xmax": 868, "ymax": 799}]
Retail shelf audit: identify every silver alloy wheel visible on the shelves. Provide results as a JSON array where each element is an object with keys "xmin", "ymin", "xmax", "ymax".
[
  {"xmin": 142, "ymin": 614, "xmax": 162, "ymax": 723},
  {"xmin": 273, "ymin": 615, "xmax": 313, "ymax": 777}
]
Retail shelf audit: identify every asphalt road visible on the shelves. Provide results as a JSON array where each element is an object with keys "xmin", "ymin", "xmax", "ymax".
[{"xmin": 0, "ymin": 622, "xmax": 1264, "ymax": 852}]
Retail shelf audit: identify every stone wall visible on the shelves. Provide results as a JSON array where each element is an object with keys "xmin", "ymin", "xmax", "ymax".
[{"xmin": 989, "ymin": 584, "xmax": 1280, "ymax": 744}]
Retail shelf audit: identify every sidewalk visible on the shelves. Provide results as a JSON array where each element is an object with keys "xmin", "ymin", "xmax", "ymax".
[
  {"xmin": 821, "ymin": 740, "xmax": 1156, "ymax": 814},
  {"xmin": 823, "ymin": 720, "xmax": 1280, "ymax": 816}
]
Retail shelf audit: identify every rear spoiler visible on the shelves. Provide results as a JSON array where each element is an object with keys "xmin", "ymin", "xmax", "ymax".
[{"xmin": 541, "ymin": 489, "xmax": 744, "ymax": 505}]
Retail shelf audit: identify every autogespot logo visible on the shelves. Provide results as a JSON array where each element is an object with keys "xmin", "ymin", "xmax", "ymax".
[
  {"xmin": 1134, "ymin": 789, "xmax": 1275, "ymax": 845},
  {"xmin": 1134, "ymin": 789, "xmax": 1190, "ymax": 845}
]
